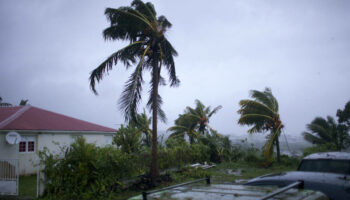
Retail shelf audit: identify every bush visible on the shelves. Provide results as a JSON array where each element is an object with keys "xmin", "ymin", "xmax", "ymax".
[{"xmin": 39, "ymin": 137, "xmax": 137, "ymax": 200}]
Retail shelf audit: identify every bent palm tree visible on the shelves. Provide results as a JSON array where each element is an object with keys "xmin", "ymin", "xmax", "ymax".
[
  {"xmin": 89, "ymin": 0, "xmax": 179, "ymax": 179},
  {"xmin": 303, "ymin": 116, "xmax": 349, "ymax": 151},
  {"xmin": 238, "ymin": 88, "xmax": 283, "ymax": 162},
  {"xmin": 167, "ymin": 114, "xmax": 199, "ymax": 144}
]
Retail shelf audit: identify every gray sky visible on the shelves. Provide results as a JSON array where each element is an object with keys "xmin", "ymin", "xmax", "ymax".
[{"xmin": 1, "ymin": 0, "xmax": 349, "ymax": 138}]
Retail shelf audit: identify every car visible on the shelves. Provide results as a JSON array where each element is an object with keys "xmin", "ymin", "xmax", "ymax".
[
  {"xmin": 245, "ymin": 152, "xmax": 350, "ymax": 200},
  {"xmin": 128, "ymin": 177, "xmax": 328, "ymax": 200}
]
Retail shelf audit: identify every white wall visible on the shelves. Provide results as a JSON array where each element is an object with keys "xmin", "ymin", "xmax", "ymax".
[
  {"xmin": 0, "ymin": 132, "xmax": 18, "ymax": 159},
  {"xmin": 1, "ymin": 131, "xmax": 115, "ymax": 175}
]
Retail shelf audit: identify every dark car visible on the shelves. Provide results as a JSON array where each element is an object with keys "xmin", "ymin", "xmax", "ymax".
[{"xmin": 245, "ymin": 152, "xmax": 350, "ymax": 200}]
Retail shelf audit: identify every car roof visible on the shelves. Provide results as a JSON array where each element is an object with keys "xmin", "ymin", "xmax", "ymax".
[{"xmin": 303, "ymin": 152, "xmax": 350, "ymax": 160}]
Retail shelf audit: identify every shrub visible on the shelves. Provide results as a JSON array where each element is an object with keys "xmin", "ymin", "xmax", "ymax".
[{"xmin": 39, "ymin": 137, "xmax": 137, "ymax": 200}]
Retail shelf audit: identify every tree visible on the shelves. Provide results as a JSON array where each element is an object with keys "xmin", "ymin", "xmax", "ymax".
[
  {"xmin": 337, "ymin": 100, "xmax": 350, "ymax": 127},
  {"xmin": 113, "ymin": 124, "xmax": 143, "ymax": 154},
  {"xmin": 167, "ymin": 114, "xmax": 199, "ymax": 144},
  {"xmin": 303, "ymin": 116, "xmax": 349, "ymax": 151},
  {"xmin": 237, "ymin": 88, "xmax": 283, "ymax": 163},
  {"xmin": 130, "ymin": 109, "xmax": 152, "ymax": 147},
  {"xmin": 89, "ymin": 0, "xmax": 179, "ymax": 179},
  {"xmin": 19, "ymin": 99, "xmax": 28, "ymax": 106},
  {"xmin": 167, "ymin": 100, "xmax": 222, "ymax": 144}
]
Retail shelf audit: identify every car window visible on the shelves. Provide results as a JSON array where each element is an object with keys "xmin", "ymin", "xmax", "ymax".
[{"xmin": 298, "ymin": 159, "xmax": 350, "ymax": 174}]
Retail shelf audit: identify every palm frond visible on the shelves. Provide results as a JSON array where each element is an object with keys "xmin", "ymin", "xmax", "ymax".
[
  {"xmin": 302, "ymin": 131, "xmax": 326, "ymax": 145},
  {"xmin": 119, "ymin": 62, "xmax": 145, "ymax": 122},
  {"xmin": 238, "ymin": 100, "xmax": 275, "ymax": 116},
  {"xmin": 89, "ymin": 41, "xmax": 144, "ymax": 94},
  {"xmin": 208, "ymin": 105, "xmax": 223, "ymax": 118}
]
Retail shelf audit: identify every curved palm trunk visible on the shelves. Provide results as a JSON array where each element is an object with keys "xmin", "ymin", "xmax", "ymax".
[
  {"xmin": 150, "ymin": 61, "xmax": 159, "ymax": 180},
  {"xmin": 275, "ymin": 137, "xmax": 280, "ymax": 162}
]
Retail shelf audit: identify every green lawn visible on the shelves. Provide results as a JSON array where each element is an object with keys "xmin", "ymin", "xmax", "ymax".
[
  {"xmin": 19, "ymin": 175, "xmax": 36, "ymax": 198},
  {"xmin": 209, "ymin": 161, "xmax": 298, "ymax": 183}
]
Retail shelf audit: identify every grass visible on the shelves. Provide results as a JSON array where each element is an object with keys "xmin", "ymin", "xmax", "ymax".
[
  {"xmin": 19, "ymin": 175, "xmax": 36, "ymax": 198},
  {"xmin": 209, "ymin": 160, "xmax": 298, "ymax": 183}
]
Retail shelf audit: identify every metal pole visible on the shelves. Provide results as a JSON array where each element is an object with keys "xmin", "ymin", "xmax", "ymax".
[
  {"xmin": 142, "ymin": 177, "xmax": 210, "ymax": 199},
  {"xmin": 260, "ymin": 181, "xmax": 304, "ymax": 200}
]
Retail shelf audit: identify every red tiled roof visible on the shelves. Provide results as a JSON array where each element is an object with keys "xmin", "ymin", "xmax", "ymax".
[{"xmin": 0, "ymin": 105, "xmax": 116, "ymax": 132}]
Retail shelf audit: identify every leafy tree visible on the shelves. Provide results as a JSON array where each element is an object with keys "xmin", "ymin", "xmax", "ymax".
[
  {"xmin": 337, "ymin": 100, "xmax": 350, "ymax": 127},
  {"xmin": 130, "ymin": 109, "xmax": 152, "ymax": 147},
  {"xmin": 303, "ymin": 116, "xmax": 349, "ymax": 151},
  {"xmin": 237, "ymin": 87, "xmax": 283, "ymax": 163},
  {"xmin": 89, "ymin": 0, "xmax": 179, "ymax": 179},
  {"xmin": 113, "ymin": 124, "xmax": 142, "ymax": 154}
]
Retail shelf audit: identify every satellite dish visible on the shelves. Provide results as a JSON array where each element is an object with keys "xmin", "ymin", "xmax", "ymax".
[{"xmin": 6, "ymin": 132, "xmax": 21, "ymax": 145}]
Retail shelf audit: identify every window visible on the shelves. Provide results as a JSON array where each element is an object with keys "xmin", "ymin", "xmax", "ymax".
[
  {"xmin": 19, "ymin": 136, "xmax": 35, "ymax": 153},
  {"xmin": 298, "ymin": 159, "xmax": 350, "ymax": 175},
  {"xmin": 19, "ymin": 141, "xmax": 26, "ymax": 152}
]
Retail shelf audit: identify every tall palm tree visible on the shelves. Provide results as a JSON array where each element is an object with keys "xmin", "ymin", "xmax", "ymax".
[
  {"xmin": 303, "ymin": 116, "xmax": 349, "ymax": 151},
  {"xmin": 237, "ymin": 88, "xmax": 283, "ymax": 162},
  {"xmin": 89, "ymin": 0, "xmax": 179, "ymax": 179},
  {"xmin": 186, "ymin": 99, "xmax": 222, "ymax": 135}
]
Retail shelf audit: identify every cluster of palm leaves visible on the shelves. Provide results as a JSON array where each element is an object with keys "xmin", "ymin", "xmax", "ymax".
[
  {"xmin": 89, "ymin": 0, "xmax": 178, "ymax": 179},
  {"xmin": 167, "ymin": 100, "xmax": 222, "ymax": 144},
  {"xmin": 303, "ymin": 101, "xmax": 350, "ymax": 151},
  {"xmin": 237, "ymin": 88, "xmax": 283, "ymax": 163}
]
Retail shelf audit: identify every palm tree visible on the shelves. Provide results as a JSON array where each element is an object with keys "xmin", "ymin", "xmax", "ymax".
[
  {"xmin": 89, "ymin": 0, "xmax": 179, "ymax": 179},
  {"xmin": 130, "ymin": 109, "xmax": 152, "ymax": 147},
  {"xmin": 19, "ymin": 99, "xmax": 28, "ymax": 106},
  {"xmin": 186, "ymin": 99, "xmax": 222, "ymax": 135},
  {"xmin": 167, "ymin": 114, "xmax": 199, "ymax": 144},
  {"xmin": 303, "ymin": 116, "xmax": 349, "ymax": 151},
  {"xmin": 237, "ymin": 88, "xmax": 283, "ymax": 162},
  {"xmin": 337, "ymin": 100, "xmax": 350, "ymax": 127}
]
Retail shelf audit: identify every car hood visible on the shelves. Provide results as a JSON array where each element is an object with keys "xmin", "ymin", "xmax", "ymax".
[{"xmin": 246, "ymin": 171, "xmax": 346, "ymax": 187}]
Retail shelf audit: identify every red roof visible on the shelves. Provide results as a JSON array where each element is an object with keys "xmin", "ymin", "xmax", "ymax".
[{"xmin": 0, "ymin": 105, "xmax": 116, "ymax": 132}]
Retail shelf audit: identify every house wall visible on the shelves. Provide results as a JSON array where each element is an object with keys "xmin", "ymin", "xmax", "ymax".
[
  {"xmin": 19, "ymin": 132, "xmax": 115, "ymax": 175},
  {"xmin": 0, "ymin": 131, "xmax": 115, "ymax": 175},
  {"xmin": 0, "ymin": 132, "xmax": 19, "ymax": 159}
]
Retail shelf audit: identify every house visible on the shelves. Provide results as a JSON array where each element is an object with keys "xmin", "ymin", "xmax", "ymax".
[{"xmin": 0, "ymin": 105, "xmax": 117, "ymax": 175}]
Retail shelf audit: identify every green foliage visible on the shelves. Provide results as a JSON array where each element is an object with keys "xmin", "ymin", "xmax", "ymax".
[
  {"xmin": 39, "ymin": 137, "xmax": 136, "ymax": 200},
  {"xmin": 337, "ymin": 100, "xmax": 350, "ymax": 127},
  {"xmin": 237, "ymin": 87, "xmax": 283, "ymax": 163},
  {"xmin": 113, "ymin": 124, "xmax": 142, "ymax": 154},
  {"xmin": 302, "ymin": 116, "xmax": 349, "ymax": 151},
  {"xmin": 168, "ymin": 100, "xmax": 222, "ymax": 142},
  {"xmin": 129, "ymin": 109, "xmax": 152, "ymax": 147},
  {"xmin": 158, "ymin": 139, "xmax": 210, "ymax": 170}
]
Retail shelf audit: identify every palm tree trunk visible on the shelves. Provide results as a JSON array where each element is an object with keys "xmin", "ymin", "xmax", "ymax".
[
  {"xmin": 150, "ymin": 61, "xmax": 159, "ymax": 180},
  {"xmin": 275, "ymin": 137, "xmax": 280, "ymax": 162}
]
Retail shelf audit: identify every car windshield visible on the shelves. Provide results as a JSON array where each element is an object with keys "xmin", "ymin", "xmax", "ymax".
[{"xmin": 298, "ymin": 159, "xmax": 350, "ymax": 175}]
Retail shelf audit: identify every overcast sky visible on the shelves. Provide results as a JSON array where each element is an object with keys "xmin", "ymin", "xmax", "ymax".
[{"xmin": 1, "ymin": 0, "xmax": 349, "ymax": 138}]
